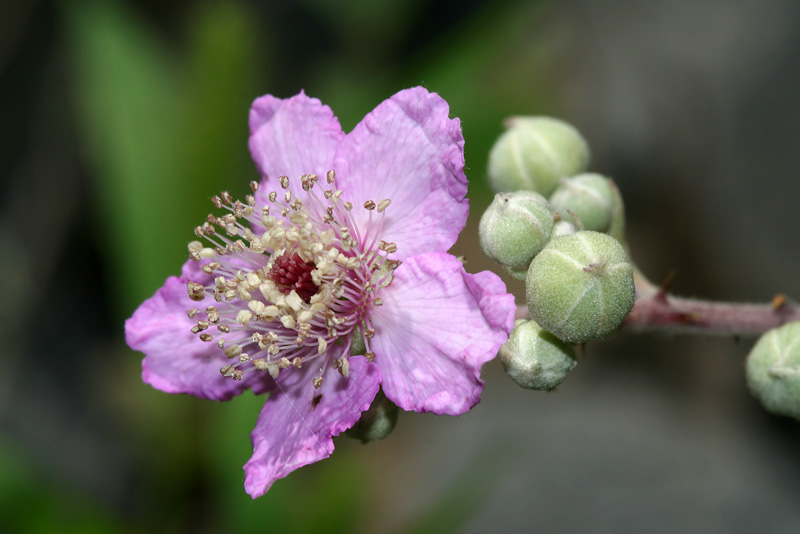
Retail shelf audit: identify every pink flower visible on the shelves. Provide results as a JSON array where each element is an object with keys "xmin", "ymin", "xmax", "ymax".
[{"xmin": 125, "ymin": 87, "xmax": 515, "ymax": 498}]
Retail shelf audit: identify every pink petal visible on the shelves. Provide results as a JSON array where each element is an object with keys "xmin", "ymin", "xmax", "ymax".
[
  {"xmin": 125, "ymin": 260, "xmax": 266, "ymax": 400},
  {"xmin": 243, "ymin": 356, "xmax": 380, "ymax": 498},
  {"xmin": 334, "ymin": 87, "xmax": 468, "ymax": 259},
  {"xmin": 249, "ymin": 91, "xmax": 344, "ymax": 198},
  {"xmin": 369, "ymin": 252, "xmax": 515, "ymax": 415}
]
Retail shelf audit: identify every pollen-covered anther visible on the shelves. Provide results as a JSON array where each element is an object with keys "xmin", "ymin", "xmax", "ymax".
[
  {"xmin": 364, "ymin": 200, "xmax": 376, "ymax": 211},
  {"xmin": 317, "ymin": 337, "xmax": 328, "ymax": 354},
  {"xmin": 187, "ymin": 282, "xmax": 206, "ymax": 302},
  {"xmin": 373, "ymin": 298, "xmax": 383, "ymax": 307},
  {"xmin": 278, "ymin": 357, "xmax": 291, "ymax": 369},
  {"xmin": 217, "ymin": 325, "xmax": 230, "ymax": 333},
  {"xmin": 365, "ymin": 351, "xmax": 376, "ymax": 362},
  {"xmin": 188, "ymin": 308, "xmax": 198, "ymax": 319},
  {"xmin": 378, "ymin": 241, "xmax": 397, "ymax": 253},
  {"xmin": 225, "ymin": 344, "xmax": 242, "ymax": 358},
  {"xmin": 292, "ymin": 357, "xmax": 303, "ymax": 369},
  {"xmin": 312, "ymin": 376, "xmax": 324, "ymax": 389},
  {"xmin": 279, "ymin": 175, "xmax": 289, "ymax": 189},
  {"xmin": 238, "ymin": 354, "xmax": 251, "ymax": 363},
  {"xmin": 199, "ymin": 333, "xmax": 213, "ymax": 342},
  {"xmin": 326, "ymin": 170, "xmax": 335, "ymax": 183}
]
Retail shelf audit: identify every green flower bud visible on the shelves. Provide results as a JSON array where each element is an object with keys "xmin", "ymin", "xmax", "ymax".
[
  {"xmin": 487, "ymin": 116, "xmax": 590, "ymax": 196},
  {"xmin": 499, "ymin": 319, "xmax": 577, "ymax": 390},
  {"xmin": 479, "ymin": 191, "xmax": 554, "ymax": 269},
  {"xmin": 526, "ymin": 231, "xmax": 635, "ymax": 344},
  {"xmin": 746, "ymin": 321, "xmax": 800, "ymax": 419},
  {"xmin": 549, "ymin": 173, "xmax": 617, "ymax": 233},
  {"xmin": 345, "ymin": 390, "xmax": 399, "ymax": 443}
]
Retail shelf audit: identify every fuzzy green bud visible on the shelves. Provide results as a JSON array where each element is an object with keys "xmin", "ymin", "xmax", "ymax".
[
  {"xmin": 746, "ymin": 321, "xmax": 800, "ymax": 419},
  {"xmin": 487, "ymin": 116, "xmax": 590, "ymax": 196},
  {"xmin": 479, "ymin": 191, "xmax": 554, "ymax": 269},
  {"xmin": 499, "ymin": 319, "xmax": 577, "ymax": 390},
  {"xmin": 526, "ymin": 231, "xmax": 635, "ymax": 344},
  {"xmin": 549, "ymin": 173, "xmax": 617, "ymax": 233},
  {"xmin": 345, "ymin": 390, "xmax": 399, "ymax": 443}
]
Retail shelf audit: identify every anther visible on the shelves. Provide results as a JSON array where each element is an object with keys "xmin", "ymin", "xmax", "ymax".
[
  {"xmin": 292, "ymin": 357, "xmax": 303, "ymax": 369},
  {"xmin": 269, "ymin": 191, "xmax": 277, "ymax": 202},
  {"xmin": 187, "ymin": 282, "xmax": 206, "ymax": 301},
  {"xmin": 327, "ymin": 170, "xmax": 335, "ymax": 183},
  {"xmin": 199, "ymin": 333, "xmax": 213, "ymax": 342},
  {"xmin": 188, "ymin": 308, "xmax": 198, "ymax": 319},
  {"xmin": 313, "ymin": 376, "xmax": 324, "ymax": 389},
  {"xmin": 377, "ymin": 198, "xmax": 391, "ymax": 213},
  {"xmin": 280, "ymin": 176, "xmax": 289, "ymax": 189},
  {"xmin": 364, "ymin": 200, "xmax": 376, "ymax": 211},
  {"xmin": 250, "ymin": 180, "xmax": 259, "ymax": 192},
  {"xmin": 221, "ymin": 191, "xmax": 233, "ymax": 204},
  {"xmin": 365, "ymin": 351, "xmax": 376, "ymax": 362}
]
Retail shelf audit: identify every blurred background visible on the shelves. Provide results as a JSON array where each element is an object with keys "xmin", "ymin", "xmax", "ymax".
[{"xmin": 2, "ymin": 0, "xmax": 800, "ymax": 532}]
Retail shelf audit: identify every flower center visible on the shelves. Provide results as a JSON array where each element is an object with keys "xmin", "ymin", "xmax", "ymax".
[
  {"xmin": 183, "ymin": 171, "xmax": 398, "ymax": 387},
  {"xmin": 268, "ymin": 252, "xmax": 318, "ymax": 303}
]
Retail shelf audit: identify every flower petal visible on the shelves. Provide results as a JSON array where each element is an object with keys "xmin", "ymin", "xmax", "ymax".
[
  {"xmin": 244, "ymin": 356, "xmax": 380, "ymax": 498},
  {"xmin": 249, "ymin": 91, "xmax": 344, "ymax": 198},
  {"xmin": 334, "ymin": 87, "xmax": 468, "ymax": 259},
  {"xmin": 369, "ymin": 252, "xmax": 515, "ymax": 415},
  {"xmin": 125, "ymin": 260, "xmax": 267, "ymax": 400}
]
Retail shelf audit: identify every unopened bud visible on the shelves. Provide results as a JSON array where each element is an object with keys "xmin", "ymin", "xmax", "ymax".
[
  {"xmin": 746, "ymin": 321, "xmax": 800, "ymax": 419},
  {"xmin": 345, "ymin": 390, "xmax": 399, "ymax": 443},
  {"xmin": 549, "ymin": 173, "xmax": 618, "ymax": 233},
  {"xmin": 487, "ymin": 116, "xmax": 590, "ymax": 196},
  {"xmin": 499, "ymin": 319, "xmax": 577, "ymax": 390},
  {"xmin": 479, "ymin": 191, "xmax": 554, "ymax": 269},
  {"xmin": 526, "ymin": 231, "xmax": 634, "ymax": 344}
]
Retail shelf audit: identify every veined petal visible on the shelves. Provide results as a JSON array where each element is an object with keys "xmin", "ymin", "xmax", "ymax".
[
  {"xmin": 249, "ymin": 91, "xmax": 344, "ymax": 199},
  {"xmin": 126, "ymin": 261, "xmax": 267, "ymax": 400},
  {"xmin": 334, "ymin": 87, "xmax": 468, "ymax": 259},
  {"xmin": 244, "ymin": 357, "xmax": 380, "ymax": 498},
  {"xmin": 369, "ymin": 252, "xmax": 515, "ymax": 415}
]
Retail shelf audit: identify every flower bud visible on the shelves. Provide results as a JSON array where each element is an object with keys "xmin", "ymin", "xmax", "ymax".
[
  {"xmin": 746, "ymin": 321, "xmax": 800, "ymax": 419},
  {"xmin": 526, "ymin": 231, "xmax": 635, "ymax": 344},
  {"xmin": 345, "ymin": 390, "xmax": 399, "ymax": 443},
  {"xmin": 499, "ymin": 319, "xmax": 577, "ymax": 390},
  {"xmin": 487, "ymin": 116, "xmax": 590, "ymax": 196},
  {"xmin": 479, "ymin": 191, "xmax": 554, "ymax": 269},
  {"xmin": 549, "ymin": 173, "xmax": 617, "ymax": 233}
]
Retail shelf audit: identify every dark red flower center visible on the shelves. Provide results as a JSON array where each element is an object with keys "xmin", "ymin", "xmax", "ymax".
[{"xmin": 267, "ymin": 252, "xmax": 318, "ymax": 303}]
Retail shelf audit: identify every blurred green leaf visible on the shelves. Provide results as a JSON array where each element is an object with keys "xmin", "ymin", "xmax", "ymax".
[{"xmin": 66, "ymin": 0, "xmax": 262, "ymax": 317}]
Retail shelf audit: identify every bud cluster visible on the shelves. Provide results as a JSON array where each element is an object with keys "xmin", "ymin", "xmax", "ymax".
[{"xmin": 482, "ymin": 115, "xmax": 635, "ymax": 390}]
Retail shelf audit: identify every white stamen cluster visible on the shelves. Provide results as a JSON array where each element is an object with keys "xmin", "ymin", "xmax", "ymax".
[{"xmin": 185, "ymin": 171, "xmax": 397, "ymax": 387}]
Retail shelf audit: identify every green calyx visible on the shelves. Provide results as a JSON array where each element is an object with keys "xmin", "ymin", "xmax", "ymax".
[
  {"xmin": 549, "ymin": 173, "xmax": 616, "ymax": 233},
  {"xmin": 526, "ymin": 231, "xmax": 635, "ymax": 344},
  {"xmin": 487, "ymin": 116, "xmax": 590, "ymax": 197},
  {"xmin": 746, "ymin": 321, "xmax": 800, "ymax": 419},
  {"xmin": 499, "ymin": 319, "xmax": 577, "ymax": 391},
  {"xmin": 479, "ymin": 191, "xmax": 554, "ymax": 269}
]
